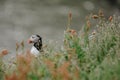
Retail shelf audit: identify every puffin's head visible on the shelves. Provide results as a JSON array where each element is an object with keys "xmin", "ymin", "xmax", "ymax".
[{"xmin": 27, "ymin": 34, "xmax": 42, "ymax": 44}]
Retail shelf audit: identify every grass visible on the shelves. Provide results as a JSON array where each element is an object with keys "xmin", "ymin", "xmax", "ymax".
[{"xmin": 0, "ymin": 11, "xmax": 120, "ymax": 80}]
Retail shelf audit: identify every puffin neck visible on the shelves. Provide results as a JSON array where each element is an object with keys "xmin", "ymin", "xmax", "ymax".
[{"xmin": 33, "ymin": 40, "xmax": 42, "ymax": 51}]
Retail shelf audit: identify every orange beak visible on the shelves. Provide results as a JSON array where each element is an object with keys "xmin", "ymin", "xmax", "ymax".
[{"xmin": 27, "ymin": 39, "xmax": 33, "ymax": 44}]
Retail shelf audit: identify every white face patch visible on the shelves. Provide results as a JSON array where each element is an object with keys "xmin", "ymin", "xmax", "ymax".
[{"xmin": 30, "ymin": 35, "xmax": 39, "ymax": 43}]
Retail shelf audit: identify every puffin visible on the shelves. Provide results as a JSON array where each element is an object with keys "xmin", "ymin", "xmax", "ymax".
[{"xmin": 27, "ymin": 34, "xmax": 42, "ymax": 57}]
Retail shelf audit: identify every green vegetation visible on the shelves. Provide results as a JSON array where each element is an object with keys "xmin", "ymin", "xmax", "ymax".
[{"xmin": 0, "ymin": 11, "xmax": 120, "ymax": 80}]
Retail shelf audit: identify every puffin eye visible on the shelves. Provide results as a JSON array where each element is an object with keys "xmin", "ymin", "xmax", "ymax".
[{"xmin": 32, "ymin": 36, "xmax": 35, "ymax": 38}]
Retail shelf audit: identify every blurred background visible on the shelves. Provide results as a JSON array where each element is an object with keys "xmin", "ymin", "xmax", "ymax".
[{"xmin": 0, "ymin": 0, "xmax": 119, "ymax": 52}]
